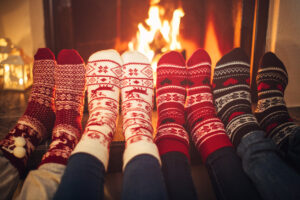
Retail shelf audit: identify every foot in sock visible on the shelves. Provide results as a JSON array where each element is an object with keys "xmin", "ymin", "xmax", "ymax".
[
  {"xmin": 154, "ymin": 51, "xmax": 190, "ymax": 159},
  {"xmin": 121, "ymin": 51, "xmax": 160, "ymax": 169},
  {"xmin": 0, "ymin": 48, "xmax": 56, "ymax": 175},
  {"xmin": 212, "ymin": 48, "xmax": 260, "ymax": 147},
  {"xmin": 40, "ymin": 49, "xmax": 86, "ymax": 166},
  {"xmin": 186, "ymin": 49, "xmax": 232, "ymax": 162},
  {"xmin": 72, "ymin": 49, "xmax": 122, "ymax": 170},
  {"xmin": 255, "ymin": 52, "xmax": 297, "ymax": 146}
]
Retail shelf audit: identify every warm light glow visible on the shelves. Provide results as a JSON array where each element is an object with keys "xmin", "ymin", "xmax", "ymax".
[
  {"xmin": 267, "ymin": 0, "xmax": 280, "ymax": 52},
  {"xmin": 170, "ymin": 8, "xmax": 184, "ymax": 50},
  {"xmin": 128, "ymin": 3, "xmax": 184, "ymax": 72},
  {"xmin": 233, "ymin": 0, "xmax": 242, "ymax": 48},
  {"xmin": 204, "ymin": 19, "xmax": 222, "ymax": 82},
  {"xmin": 0, "ymin": 38, "xmax": 8, "ymax": 46},
  {"xmin": 4, "ymin": 64, "xmax": 10, "ymax": 72},
  {"xmin": 19, "ymin": 78, "xmax": 24, "ymax": 85}
]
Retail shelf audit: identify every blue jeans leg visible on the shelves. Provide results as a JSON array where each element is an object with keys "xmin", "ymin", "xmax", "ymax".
[
  {"xmin": 161, "ymin": 151, "xmax": 197, "ymax": 200},
  {"xmin": 237, "ymin": 130, "xmax": 300, "ymax": 200},
  {"xmin": 280, "ymin": 126, "xmax": 300, "ymax": 172},
  {"xmin": 53, "ymin": 153, "xmax": 105, "ymax": 200},
  {"xmin": 122, "ymin": 154, "xmax": 168, "ymax": 200},
  {"xmin": 205, "ymin": 146, "xmax": 261, "ymax": 200}
]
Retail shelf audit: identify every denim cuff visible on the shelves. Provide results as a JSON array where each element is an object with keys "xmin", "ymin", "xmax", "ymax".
[{"xmin": 237, "ymin": 130, "xmax": 277, "ymax": 159}]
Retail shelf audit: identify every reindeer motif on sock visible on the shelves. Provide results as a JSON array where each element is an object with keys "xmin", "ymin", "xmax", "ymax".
[{"xmin": 125, "ymin": 87, "xmax": 148, "ymax": 99}]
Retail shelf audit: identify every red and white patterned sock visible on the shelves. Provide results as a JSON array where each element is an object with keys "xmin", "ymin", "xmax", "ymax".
[
  {"xmin": 121, "ymin": 51, "xmax": 160, "ymax": 169},
  {"xmin": 255, "ymin": 52, "xmax": 297, "ymax": 146},
  {"xmin": 72, "ymin": 49, "xmax": 122, "ymax": 170},
  {"xmin": 40, "ymin": 49, "xmax": 86, "ymax": 166},
  {"xmin": 154, "ymin": 51, "xmax": 190, "ymax": 159},
  {"xmin": 0, "ymin": 48, "xmax": 56, "ymax": 175},
  {"xmin": 186, "ymin": 49, "xmax": 232, "ymax": 162}
]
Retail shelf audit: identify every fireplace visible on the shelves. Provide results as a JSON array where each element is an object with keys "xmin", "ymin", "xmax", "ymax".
[{"xmin": 43, "ymin": 0, "xmax": 269, "ymax": 102}]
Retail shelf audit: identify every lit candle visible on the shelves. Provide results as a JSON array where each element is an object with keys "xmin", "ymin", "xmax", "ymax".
[
  {"xmin": 4, "ymin": 64, "xmax": 9, "ymax": 71},
  {"xmin": 19, "ymin": 78, "xmax": 23, "ymax": 85}
]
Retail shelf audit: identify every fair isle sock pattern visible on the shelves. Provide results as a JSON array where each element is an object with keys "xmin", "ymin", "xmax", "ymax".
[
  {"xmin": 255, "ymin": 52, "xmax": 297, "ymax": 146},
  {"xmin": 0, "ymin": 48, "xmax": 56, "ymax": 175},
  {"xmin": 40, "ymin": 49, "xmax": 86, "ymax": 166},
  {"xmin": 72, "ymin": 50, "xmax": 122, "ymax": 170},
  {"xmin": 154, "ymin": 51, "xmax": 190, "ymax": 158},
  {"xmin": 186, "ymin": 49, "xmax": 232, "ymax": 162},
  {"xmin": 121, "ymin": 51, "xmax": 160, "ymax": 169},
  {"xmin": 212, "ymin": 48, "xmax": 260, "ymax": 147}
]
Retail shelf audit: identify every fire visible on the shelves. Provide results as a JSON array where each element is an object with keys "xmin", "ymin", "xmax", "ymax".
[
  {"xmin": 204, "ymin": 18, "xmax": 222, "ymax": 82},
  {"xmin": 128, "ymin": 2, "xmax": 184, "ymax": 72}
]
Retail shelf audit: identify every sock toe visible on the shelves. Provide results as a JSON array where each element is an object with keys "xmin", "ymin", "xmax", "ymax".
[
  {"xmin": 187, "ymin": 48, "xmax": 211, "ymax": 66},
  {"xmin": 260, "ymin": 52, "xmax": 286, "ymax": 72},
  {"xmin": 158, "ymin": 51, "xmax": 185, "ymax": 66},
  {"xmin": 257, "ymin": 52, "xmax": 288, "ymax": 90},
  {"xmin": 216, "ymin": 48, "xmax": 249, "ymax": 66},
  {"xmin": 57, "ymin": 49, "xmax": 84, "ymax": 64},
  {"xmin": 88, "ymin": 49, "xmax": 123, "ymax": 64},
  {"xmin": 121, "ymin": 51, "xmax": 149, "ymax": 64},
  {"xmin": 34, "ymin": 48, "xmax": 55, "ymax": 60}
]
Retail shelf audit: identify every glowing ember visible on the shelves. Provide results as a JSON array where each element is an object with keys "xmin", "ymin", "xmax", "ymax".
[{"xmin": 128, "ymin": 2, "xmax": 184, "ymax": 73}]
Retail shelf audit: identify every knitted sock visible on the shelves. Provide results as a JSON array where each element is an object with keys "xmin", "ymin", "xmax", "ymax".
[
  {"xmin": 255, "ymin": 52, "xmax": 297, "ymax": 146},
  {"xmin": 212, "ymin": 48, "xmax": 260, "ymax": 147},
  {"xmin": 0, "ymin": 48, "xmax": 56, "ymax": 175},
  {"xmin": 186, "ymin": 49, "xmax": 232, "ymax": 162},
  {"xmin": 121, "ymin": 51, "xmax": 160, "ymax": 169},
  {"xmin": 72, "ymin": 50, "xmax": 122, "ymax": 170},
  {"xmin": 40, "ymin": 49, "xmax": 85, "ymax": 166},
  {"xmin": 154, "ymin": 51, "xmax": 190, "ymax": 159}
]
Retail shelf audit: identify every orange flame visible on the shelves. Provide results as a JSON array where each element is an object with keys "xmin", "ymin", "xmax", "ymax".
[
  {"xmin": 204, "ymin": 19, "xmax": 222, "ymax": 82},
  {"xmin": 128, "ymin": 3, "xmax": 184, "ymax": 72}
]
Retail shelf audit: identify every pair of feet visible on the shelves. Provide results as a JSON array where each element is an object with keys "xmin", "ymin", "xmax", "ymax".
[
  {"xmin": 155, "ymin": 49, "xmax": 232, "ymax": 162},
  {"xmin": 72, "ymin": 50, "xmax": 160, "ymax": 170},
  {"xmin": 0, "ymin": 48, "xmax": 86, "ymax": 175},
  {"xmin": 213, "ymin": 48, "xmax": 296, "ymax": 149}
]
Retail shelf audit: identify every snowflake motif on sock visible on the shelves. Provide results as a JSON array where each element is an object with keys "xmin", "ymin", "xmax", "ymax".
[
  {"xmin": 98, "ymin": 65, "xmax": 108, "ymax": 73},
  {"xmin": 128, "ymin": 68, "xmax": 138, "ymax": 76}
]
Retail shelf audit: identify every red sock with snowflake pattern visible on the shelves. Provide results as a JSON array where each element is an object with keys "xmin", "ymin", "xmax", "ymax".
[
  {"xmin": 154, "ymin": 51, "xmax": 190, "ymax": 159},
  {"xmin": 40, "ymin": 49, "xmax": 85, "ymax": 166},
  {"xmin": 72, "ymin": 49, "xmax": 122, "ymax": 170},
  {"xmin": 212, "ymin": 48, "xmax": 261, "ymax": 147},
  {"xmin": 0, "ymin": 48, "xmax": 56, "ymax": 175},
  {"xmin": 121, "ymin": 51, "xmax": 160, "ymax": 169},
  {"xmin": 186, "ymin": 49, "xmax": 232, "ymax": 162}
]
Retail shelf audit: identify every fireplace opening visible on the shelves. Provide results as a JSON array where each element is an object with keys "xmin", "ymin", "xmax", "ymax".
[
  {"xmin": 44, "ymin": 0, "xmax": 269, "ymax": 101},
  {"xmin": 124, "ymin": 0, "xmax": 243, "ymax": 82}
]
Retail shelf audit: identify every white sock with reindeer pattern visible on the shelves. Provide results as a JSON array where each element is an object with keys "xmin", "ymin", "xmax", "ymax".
[
  {"xmin": 72, "ymin": 49, "xmax": 122, "ymax": 170},
  {"xmin": 121, "ymin": 51, "xmax": 160, "ymax": 170}
]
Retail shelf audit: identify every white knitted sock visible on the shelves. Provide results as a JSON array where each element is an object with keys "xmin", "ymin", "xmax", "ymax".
[
  {"xmin": 121, "ymin": 51, "xmax": 160, "ymax": 170},
  {"xmin": 72, "ymin": 49, "xmax": 122, "ymax": 170}
]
